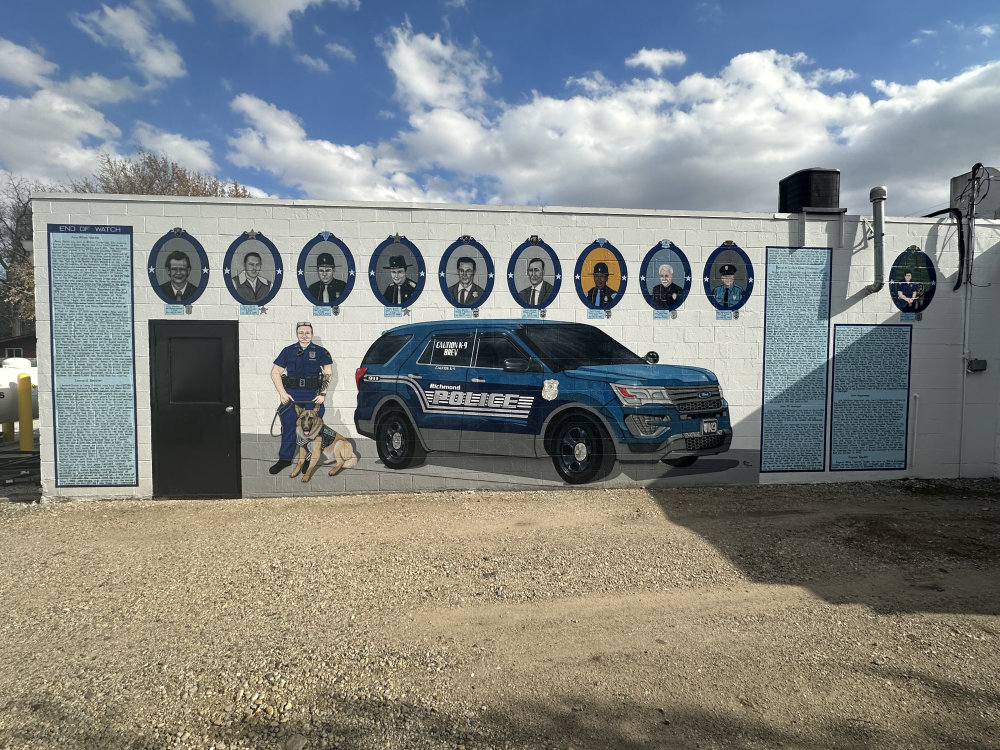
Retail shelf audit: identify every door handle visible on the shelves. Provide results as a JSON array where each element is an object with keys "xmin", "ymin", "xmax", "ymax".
[
  {"xmin": 406, "ymin": 374, "xmax": 422, "ymax": 380},
  {"xmin": 471, "ymin": 377, "xmax": 486, "ymax": 383},
  {"xmin": 225, "ymin": 405, "xmax": 235, "ymax": 413}
]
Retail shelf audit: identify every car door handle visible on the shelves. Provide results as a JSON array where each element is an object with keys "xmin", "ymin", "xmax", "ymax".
[
  {"xmin": 471, "ymin": 377, "xmax": 486, "ymax": 383},
  {"xmin": 406, "ymin": 374, "xmax": 422, "ymax": 379}
]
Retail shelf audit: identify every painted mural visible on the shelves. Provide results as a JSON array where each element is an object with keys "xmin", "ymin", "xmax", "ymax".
[
  {"xmin": 354, "ymin": 320, "xmax": 731, "ymax": 484},
  {"xmin": 575, "ymin": 240, "xmax": 628, "ymax": 310},
  {"xmin": 507, "ymin": 236, "xmax": 561, "ymax": 311},
  {"xmin": 224, "ymin": 231, "xmax": 283, "ymax": 306},
  {"xmin": 703, "ymin": 241, "xmax": 754, "ymax": 314},
  {"xmin": 640, "ymin": 240, "xmax": 691, "ymax": 311},
  {"xmin": 889, "ymin": 245, "xmax": 936, "ymax": 314},
  {"xmin": 148, "ymin": 229, "xmax": 209, "ymax": 306}
]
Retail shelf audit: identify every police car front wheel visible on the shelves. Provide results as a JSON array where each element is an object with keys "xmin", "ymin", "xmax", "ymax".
[{"xmin": 549, "ymin": 415, "xmax": 612, "ymax": 485}]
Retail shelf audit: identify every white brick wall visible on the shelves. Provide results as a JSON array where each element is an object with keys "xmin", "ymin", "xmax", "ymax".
[{"xmin": 31, "ymin": 194, "xmax": 1000, "ymax": 499}]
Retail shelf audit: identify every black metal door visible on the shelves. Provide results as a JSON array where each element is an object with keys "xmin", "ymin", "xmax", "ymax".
[{"xmin": 150, "ymin": 320, "xmax": 241, "ymax": 498}]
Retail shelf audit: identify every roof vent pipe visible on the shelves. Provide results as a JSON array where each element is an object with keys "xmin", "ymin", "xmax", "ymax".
[{"xmin": 867, "ymin": 186, "xmax": 887, "ymax": 294}]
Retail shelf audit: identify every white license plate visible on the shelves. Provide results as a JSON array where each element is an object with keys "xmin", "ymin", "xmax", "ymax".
[{"xmin": 701, "ymin": 419, "xmax": 718, "ymax": 435}]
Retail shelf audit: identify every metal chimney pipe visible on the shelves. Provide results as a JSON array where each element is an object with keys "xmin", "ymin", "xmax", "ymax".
[{"xmin": 866, "ymin": 186, "xmax": 887, "ymax": 294}]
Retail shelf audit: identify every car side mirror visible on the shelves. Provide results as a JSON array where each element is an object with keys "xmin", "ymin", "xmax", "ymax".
[
  {"xmin": 645, "ymin": 351, "xmax": 659, "ymax": 364},
  {"xmin": 503, "ymin": 358, "xmax": 531, "ymax": 373}
]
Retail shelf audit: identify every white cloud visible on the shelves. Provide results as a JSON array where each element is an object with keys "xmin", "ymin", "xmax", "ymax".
[
  {"xmin": 0, "ymin": 39, "xmax": 58, "ymax": 89},
  {"xmin": 380, "ymin": 22, "xmax": 499, "ymax": 113},
  {"xmin": 52, "ymin": 73, "xmax": 141, "ymax": 104},
  {"xmin": 210, "ymin": 0, "xmax": 358, "ymax": 44},
  {"xmin": 71, "ymin": 4, "xmax": 186, "ymax": 84},
  {"xmin": 296, "ymin": 53, "xmax": 330, "ymax": 72},
  {"xmin": 625, "ymin": 48, "xmax": 686, "ymax": 75},
  {"xmin": 226, "ymin": 93, "xmax": 443, "ymax": 202},
  {"xmin": 0, "ymin": 90, "xmax": 122, "ymax": 184},
  {"xmin": 133, "ymin": 122, "xmax": 218, "ymax": 174},
  {"xmin": 977, "ymin": 24, "xmax": 997, "ymax": 38},
  {"xmin": 325, "ymin": 42, "xmax": 356, "ymax": 62}
]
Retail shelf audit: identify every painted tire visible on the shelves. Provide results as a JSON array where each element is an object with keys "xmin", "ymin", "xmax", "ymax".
[
  {"xmin": 549, "ymin": 415, "xmax": 612, "ymax": 484},
  {"xmin": 375, "ymin": 408, "xmax": 424, "ymax": 470}
]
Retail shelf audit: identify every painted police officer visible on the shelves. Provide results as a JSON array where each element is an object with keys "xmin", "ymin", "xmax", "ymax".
[
  {"xmin": 382, "ymin": 255, "xmax": 416, "ymax": 305},
  {"xmin": 713, "ymin": 263, "xmax": 744, "ymax": 308},
  {"xmin": 268, "ymin": 322, "xmax": 332, "ymax": 475},
  {"xmin": 308, "ymin": 251, "xmax": 346, "ymax": 304}
]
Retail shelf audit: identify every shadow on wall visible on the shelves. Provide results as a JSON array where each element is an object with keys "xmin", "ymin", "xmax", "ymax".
[{"xmin": 647, "ymin": 479, "xmax": 1000, "ymax": 616}]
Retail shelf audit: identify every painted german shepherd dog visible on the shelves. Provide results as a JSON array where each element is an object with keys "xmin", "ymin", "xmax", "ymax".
[{"xmin": 290, "ymin": 405, "xmax": 358, "ymax": 481}]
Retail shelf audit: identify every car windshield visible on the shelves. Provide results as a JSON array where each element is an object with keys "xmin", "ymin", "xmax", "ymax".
[{"xmin": 516, "ymin": 324, "xmax": 644, "ymax": 371}]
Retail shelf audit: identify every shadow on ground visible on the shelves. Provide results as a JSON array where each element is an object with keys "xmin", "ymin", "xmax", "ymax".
[{"xmin": 648, "ymin": 478, "xmax": 1000, "ymax": 615}]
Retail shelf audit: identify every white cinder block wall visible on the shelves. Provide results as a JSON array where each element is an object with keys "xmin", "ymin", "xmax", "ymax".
[{"xmin": 31, "ymin": 194, "xmax": 1000, "ymax": 500}]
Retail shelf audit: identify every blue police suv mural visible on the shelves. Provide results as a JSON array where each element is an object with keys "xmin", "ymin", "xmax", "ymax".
[{"xmin": 354, "ymin": 320, "xmax": 732, "ymax": 484}]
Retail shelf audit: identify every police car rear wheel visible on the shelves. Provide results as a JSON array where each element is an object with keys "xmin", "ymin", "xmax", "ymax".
[
  {"xmin": 375, "ymin": 408, "xmax": 424, "ymax": 470},
  {"xmin": 549, "ymin": 416, "xmax": 611, "ymax": 484}
]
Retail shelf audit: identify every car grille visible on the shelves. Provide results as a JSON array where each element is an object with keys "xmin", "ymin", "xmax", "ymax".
[
  {"xmin": 666, "ymin": 386, "xmax": 723, "ymax": 413},
  {"xmin": 685, "ymin": 434, "xmax": 726, "ymax": 451}
]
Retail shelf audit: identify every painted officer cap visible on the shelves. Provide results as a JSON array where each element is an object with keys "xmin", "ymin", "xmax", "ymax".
[
  {"xmin": 384, "ymin": 255, "xmax": 410, "ymax": 270},
  {"xmin": 593, "ymin": 262, "xmax": 611, "ymax": 275},
  {"xmin": 316, "ymin": 252, "xmax": 336, "ymax": 267},
  {"xmin": 719, "ymin": 263, "xmax": 737, "ymax": 276}
]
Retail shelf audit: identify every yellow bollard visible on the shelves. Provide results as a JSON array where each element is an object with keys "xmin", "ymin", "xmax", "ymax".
[
  {"xmin": 17, "ymin": 373, "xmax": 33, "ymax": 451},
  {"xmin": 2, "ymin": 421, "xmax": 12, "ymax": 442}
]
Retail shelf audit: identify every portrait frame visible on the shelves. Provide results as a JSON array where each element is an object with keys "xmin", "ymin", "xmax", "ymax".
[
  {"xmin": 574, "ymin": 240, "xmax": 627, "ymax": 310},
  {"xmin": 703, "ymin": 242, "xmax": 754, "ymax": 312},
  {"xmin": 438, "ymin": 237, "xmax": 495, "ymax": 308},
  {"xmin": 296, "ymin": 232, "xmax": 357, "ymax": 307},
  {"xmin": 507, "ymin": 238, "xmax": 561, "ymax": 309},
  {"xmin": 368, "ymin": 235, "xmax": 426, "ymax": 308},
  {"xmin": 889, "ymin": 246, "xmax": 936, "ymax": 313},
  {"xmin": 223, "ymin": 231, "xmax": 283, "ymax": 306},
  {"xmin": 639, "ymin": 240, "xmax": 691, "ymax": 311},
  {"xmin": 148, "ymin": 229, "xmax": 209, "ymax": 305}
]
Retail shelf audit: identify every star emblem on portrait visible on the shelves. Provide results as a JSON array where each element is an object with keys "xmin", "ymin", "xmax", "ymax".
[
  {"xmin": 349, "ymin": 269, "xmax": 355, "ymax": 276},
  {"xmin": 640, "ymin": 275, "xmax": 646, "ymax": 282},
  {"xmin": 369, "ymin": 269, "xmax": 375, "ymax": 276},
  {"xmin": 147, "ymin": 266, "xmax": 155, "ymax": 274},
  {"xmin": 224, "ymin": 267, "xmax": 230, "ymax": 276},
  {"xmin": 202, "ymin": 267, "xmax": 209, "ymax": 275},
  {"xmin": 555, "ymin": 273, "xmax": 561, "ymax": 280},
  {"xmin": 419, "ymin": 271, "xmax": 425, "ymax": 277},
  {"xmin": 276, "ymin": 269, "xmax": 282, "ymax": 276},
  {"xmin": 508, "ymin": 272, "xmax": 514, "ymax": 279},
  {"xmin": 685, "ymin": 275, "xmax": 691, "ymax": 282},
  {"xmin": 259, "ymin": 306, "xmax": 267, "ymax": 314},
  {"xmin": 488, "ymin": 272, "xmax": 494, "ymax": 279},
  {"xmin": 298, "ymin": 268, "xmax": 304, "ymax": 275},
  {"xmin": 439, "ymin": 271, "xmax": 446, "ymax": 278}
]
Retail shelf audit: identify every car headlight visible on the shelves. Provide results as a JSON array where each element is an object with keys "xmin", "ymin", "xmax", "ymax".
[{"xmin": 611, "ymin": 383, "xmax": 671, "ymax": 406}]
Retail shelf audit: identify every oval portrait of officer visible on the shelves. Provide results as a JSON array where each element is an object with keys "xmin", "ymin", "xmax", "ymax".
[
  {"xmin": 508, "ymin": 237, "xmax": 561, "ymax": 309},
  {"xmin": 148, "ymin": 230, "xmax": 209, "ymax": 305},
  {"xmin": 368, "ymin": 235, "xmax": 425, "ymax": 308},
  {"xmin": 703, "ymin": 242, "xmax": 753, "ymax": 312},
  {"xmin": 574, "ymin": 241, "xmax": 627, "ymax": 310},
  {"xmin": 439, "ymin": 237, "xmax": 494, "ymax": 308},
  {"xmin": 224, "ymin": 232, "xmax": 283, "ymax": 306},
  {"xmin": 298, "ymin": 233, "xmax": 356, "ymax": 306},
  {"xmin": 640, "ymin": 240, "xmax": 691, "ymax": 311},
  {"xmin": 889, "ymin": 246, "xmax": 936, "ymax": 313}
]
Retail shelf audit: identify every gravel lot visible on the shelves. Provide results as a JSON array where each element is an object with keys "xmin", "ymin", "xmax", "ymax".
[{"xmin": 1, "ymin": 479, "xmax": 998, "ymax": 750}]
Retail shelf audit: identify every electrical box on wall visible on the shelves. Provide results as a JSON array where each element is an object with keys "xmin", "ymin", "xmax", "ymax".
[{"xmin": 950, "ymin": 167, "xmax": 1000, "ymax": 219}]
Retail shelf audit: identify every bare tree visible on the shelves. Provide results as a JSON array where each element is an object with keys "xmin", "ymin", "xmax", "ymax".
[
  {"xmin": 68, "ymin": 151, "xmax": 253, "ymax": 198},
  {"xmin": 0, "ymin": 176, "xmax": 37, "ymax": 338}
]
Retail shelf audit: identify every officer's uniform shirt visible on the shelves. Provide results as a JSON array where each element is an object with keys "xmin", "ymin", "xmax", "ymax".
[{"xmin": 273, "ymin": 341, "xmax": 333, "ymax": 390}]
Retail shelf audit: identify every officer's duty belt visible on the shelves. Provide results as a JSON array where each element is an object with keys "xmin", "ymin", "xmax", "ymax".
[{"xmin": 282, "ymin": 375, "xmax": 321, "ymax": 389}]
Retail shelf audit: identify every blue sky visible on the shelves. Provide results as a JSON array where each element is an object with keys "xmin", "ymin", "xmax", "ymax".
[{"xmin": 1, "ymin": 0, "xmax": 999, "ymax": 216}]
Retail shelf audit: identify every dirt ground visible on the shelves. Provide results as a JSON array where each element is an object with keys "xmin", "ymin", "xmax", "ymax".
[{"xmin": 0, "ymin": 479, "xmax": 998, "ymax": 750}]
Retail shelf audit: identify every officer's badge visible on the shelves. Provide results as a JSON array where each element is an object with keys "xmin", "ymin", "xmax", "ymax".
[
  {"xmin": 309, "ymin": 351, "xmax": 316, "ymax": 359},
  {"xmin": 542, "ymin": 379, "xmax": 559, "ymax": 401}
]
